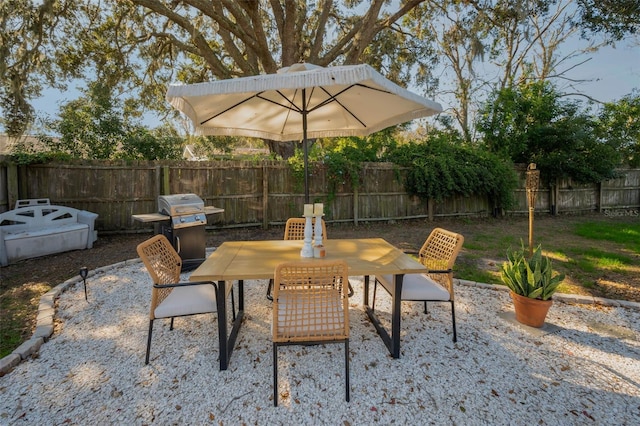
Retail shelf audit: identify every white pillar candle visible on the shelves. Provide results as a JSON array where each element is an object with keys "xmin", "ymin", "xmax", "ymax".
[
  {"xmin": 303, "ymin": 204, "xmax": 313, "ymax": 216},
  {"xmin": 313, "ymin": 203, "xmax": 323, "ymax": 216}
]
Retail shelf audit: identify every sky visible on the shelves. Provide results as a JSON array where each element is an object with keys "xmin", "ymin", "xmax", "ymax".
[
  {"xmin": 31, "ymin": 42, "xmax": 639, "ymax": 129},
  {"xmin": 23, "ymin": 33, "xmax": 640, "ymax": 131},
  {"xmin": 558, "ymin": 39, "xmax": 639, "ymax": 102}
]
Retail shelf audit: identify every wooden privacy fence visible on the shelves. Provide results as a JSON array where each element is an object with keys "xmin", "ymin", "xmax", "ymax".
[{"xmin": 0, "ymin": 158, "xmax": 638, "ymax": 232}]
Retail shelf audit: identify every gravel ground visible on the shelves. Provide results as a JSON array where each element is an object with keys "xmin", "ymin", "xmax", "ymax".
[{"xmin": 1, "ymin": 257, "xmax": 639, "ymax": 425}]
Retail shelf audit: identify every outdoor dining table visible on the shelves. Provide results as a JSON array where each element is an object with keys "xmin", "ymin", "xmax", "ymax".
[{"xmin": 189, "ymin": 238, "xmax": 428, "ymax": 370}]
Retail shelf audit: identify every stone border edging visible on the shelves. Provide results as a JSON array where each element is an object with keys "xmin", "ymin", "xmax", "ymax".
[
  {"xmin": 2, "ymin": 262, "xmax": 639, "ymax": 375},
  {"xmin": 456, "ymin": 279, "xmax": 640, "ymax": 310}
]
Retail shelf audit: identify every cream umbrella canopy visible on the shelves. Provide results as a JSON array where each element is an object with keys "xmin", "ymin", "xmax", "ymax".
[{"xmin": 166, "ymin": 63, "xmax": 442, "ymax": 202}]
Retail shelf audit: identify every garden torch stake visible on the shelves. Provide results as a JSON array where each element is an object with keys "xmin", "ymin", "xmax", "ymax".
[
  {"xmin": 80, "ymin": 267, "xmax": 89, "ymax": 301},
  {"xmin": 526, "ymin": 163, "xmax": 540, "ymax": 257}
]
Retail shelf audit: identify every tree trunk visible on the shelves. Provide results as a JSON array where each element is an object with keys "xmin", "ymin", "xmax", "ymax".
[
  {"xmin": 265, "ymin": 140, "xmax": 296, "ymax": 159},
  {"xmin": 265, "ymin": 139, "xmax": 316, "ymax": 159}
]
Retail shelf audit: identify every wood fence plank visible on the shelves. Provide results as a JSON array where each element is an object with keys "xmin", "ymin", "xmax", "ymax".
[{"xmin": 2, "ymin": 159, "xmax": 638, "ymax": 231}]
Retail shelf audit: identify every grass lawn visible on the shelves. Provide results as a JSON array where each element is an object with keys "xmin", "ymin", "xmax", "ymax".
[{"xmin": 454, "ymin": 215, "xmax": 640, "ymax": 300}]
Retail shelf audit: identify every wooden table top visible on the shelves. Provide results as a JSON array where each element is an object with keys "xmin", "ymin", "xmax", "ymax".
[{"xmin": 190, "ymin": 238, "xmax": 427, "ymax": 282}]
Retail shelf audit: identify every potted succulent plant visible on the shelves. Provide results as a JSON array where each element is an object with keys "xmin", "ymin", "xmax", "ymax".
[{"xmin": 499, "ymin": 242, "xmax": 565, "ymax": 328}]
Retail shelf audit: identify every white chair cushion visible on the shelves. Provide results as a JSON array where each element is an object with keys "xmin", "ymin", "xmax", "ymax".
[
  {"xmin": 378, "ymin": 273, "xmax": 450, "ymax": 301},
  {"xmin": 154, "ymin": 284, "xmax": 217, "ymax": 318}
]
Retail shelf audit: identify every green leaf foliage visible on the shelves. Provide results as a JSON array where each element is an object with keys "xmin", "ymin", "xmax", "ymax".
[
  {"xmin": 477, "ymin": 81, "xmax": 621, "ymax": 184},
  {"xmin": 576, "ymin": 0, "xmax": 640, "ymax": 40},
  {"xmin": 323, "ymin": 133, "xmax": 391, "ymax": 190},
  {"xmin": 385, "ymin": 131, "xmax": 518, "ymax": 209},
  {"xmin": 288, "ymin": 130, "xmax": 396, "ymax": 201},
  {"xmin": 26, "ymin": 82, "xmax": 184, "ymax": 161},
  {"xmin": 8, "ymin": 147, "xmax": 73, "ymax": 166},
  {"xmin": 118, "ymin": 125, "xmax": 183, "ymax": 160},
  {"xmin": 595, "ymin": 91, "xmax": 640, "ymax": 167},
  {"xmin": 500, "ymin": 242, "xmax": 565, "ymax": 300}
]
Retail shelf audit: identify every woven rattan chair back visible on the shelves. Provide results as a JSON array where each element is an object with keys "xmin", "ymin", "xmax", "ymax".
[
  {"xmin": 273, "ymin": 260, "xmax": 349, "ymax": 343},
  {"xmin": 418, "ymin": 227, "xmax": 464, "ymax": 294},
  {"xmin": 137, "ymin": 234, "xmax": 183, "ymax": 316},
  {"xmin": 266, "ymin": 217, "xmax": 330, "ymax": 301},
  {"xmin": 283, "ymin": 217, "xmax": 327, "ymax": 240}
]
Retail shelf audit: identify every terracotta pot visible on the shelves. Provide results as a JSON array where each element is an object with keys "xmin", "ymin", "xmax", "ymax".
[{"xmin": 509, "ymin": 291, "xmax": 552, "ymax": 328}]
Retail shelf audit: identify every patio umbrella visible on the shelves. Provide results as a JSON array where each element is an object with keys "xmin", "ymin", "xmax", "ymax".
[{"xmin": 166, "ymin": 63, "xmax": 442, "ymax": 202}]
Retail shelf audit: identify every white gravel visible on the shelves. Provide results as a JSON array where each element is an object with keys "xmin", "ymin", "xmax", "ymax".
[{"xmin": 1, "ymin": 259, "xmax": 639, "ymax": 425}]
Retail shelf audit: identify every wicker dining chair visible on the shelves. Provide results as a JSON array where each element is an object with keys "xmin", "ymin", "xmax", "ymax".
[
  {"xmin": 372, "ymin": 227, "xmax": 464, "ymax": 342},
  {"xmin": 266, "ymin": 217, "xmax": 327, "ymax": 300},
  {"xmin": 136, "ymin": 234, "xmax": 234, "ymax": 365},
  {"xmin": 283, "ymin": 217, "xmax": 327, "ymax": 240},
  {"xmin": 272, "ymin": 260, "xmax": 351, "ymax": 407}
]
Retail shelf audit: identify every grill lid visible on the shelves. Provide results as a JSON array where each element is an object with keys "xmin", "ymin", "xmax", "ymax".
[{"xmin": 158, "ymin": 193, "xmax": 205, "ymax": 216}]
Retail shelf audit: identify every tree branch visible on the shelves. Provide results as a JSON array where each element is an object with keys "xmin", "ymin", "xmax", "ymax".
[
  {"xmin": 309, "ymin": 0, "xmax": 333, "ymax": 61},
  {"xmin": 129, "ymin": 0, "xmax": 232, "ymax": 78}
]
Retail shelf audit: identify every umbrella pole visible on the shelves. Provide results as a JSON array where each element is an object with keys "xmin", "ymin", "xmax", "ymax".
[
  {"xmin": 303, "ymin": 136, "xmax": 309, "ymax": 203},
  {"xmin": 302, "ymin": 88, "xmax": 310, "ymax": 203}
]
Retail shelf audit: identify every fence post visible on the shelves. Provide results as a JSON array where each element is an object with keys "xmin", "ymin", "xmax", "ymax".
[
  {"xmin": 18, "ymin": 165, "xmax": 29, "ymax": 201},
  {"xmin": 551, "ymin": 179, "xmax": 560, "ymax": 215},
  {"xmin": 597, "ymin": 181, "xmax": 603, "ymax": 213},
  {"xmin": 7, "ymin": 163, "xmax": 19, "ymax": 209},
  {"xmin": 263, "ymin": 163, "xmax": 269, "ymax": 229},
  {"xmin": 155, "ymin": 165, "xmax": 161, "ymax": 198},
  {"xmin": 162, "ymin": 165, "xmax": 170, "ymax": 195},
  {"xmin": 351, "ymin": 186, "xmax": 357, "ymax": 225}
]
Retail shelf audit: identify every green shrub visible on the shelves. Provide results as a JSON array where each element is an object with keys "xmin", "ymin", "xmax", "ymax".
[{"xmin": 385, "ymin": 133, "xmax": 517, "ymax": 209}]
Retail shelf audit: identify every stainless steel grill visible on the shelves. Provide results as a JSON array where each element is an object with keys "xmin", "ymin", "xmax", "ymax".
[
  {"xmin": 158, "ymin": 194, "xmax": 207, "ymax": 229},
  {"xmin": 157, "ymin": 194, "xmax": 208, "ymax": 270},
  {"xmin": 133, "ymin": 193, "xmax": 224, "ymax": 271}
]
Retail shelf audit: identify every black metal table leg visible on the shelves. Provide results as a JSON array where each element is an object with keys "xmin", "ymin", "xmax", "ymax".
[
  {"xmin": 226, "ymin": 280, "xmax": 244, "ymax": 367},
  {"xmin": 364, "ymin": 274, "xmax": 403, "ymax": 359},
  {"xmin": 217, "ymin": 279, "xmax": 245, "ymax": 371},
  {"xmin": 216, "ymin": 279, "xmax": 229, "ymax": 370},
  {"xmin": 391, "ymin": 274, "xmax": 403, "ymax": 358},
  {"xmin": 363, "ymin": 275, "xmax": 370, "ymax": 305}
]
